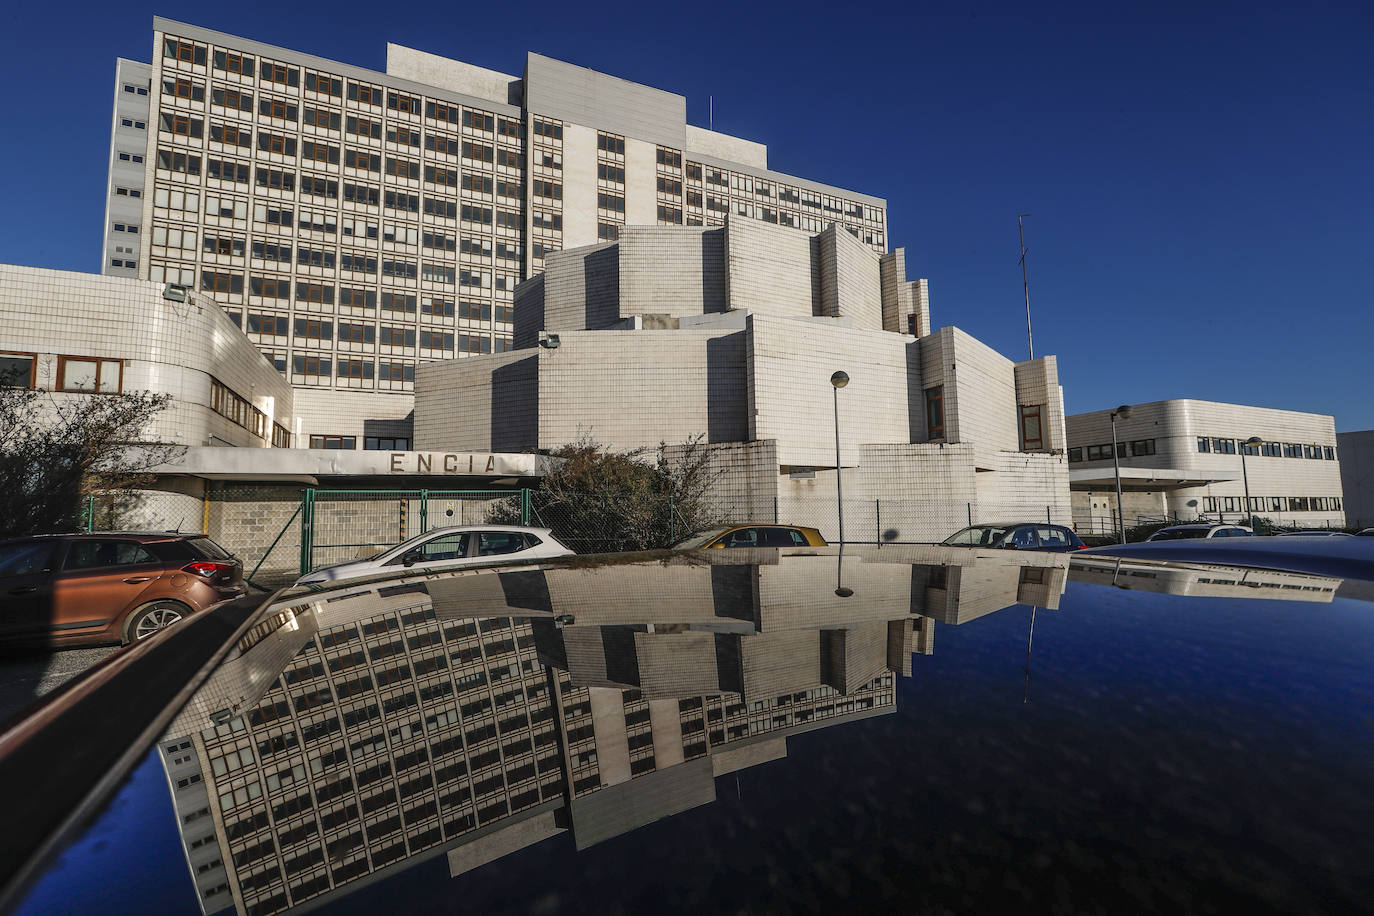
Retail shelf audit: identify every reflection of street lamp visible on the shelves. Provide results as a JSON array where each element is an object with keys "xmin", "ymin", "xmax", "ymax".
[
  {"xmin": 831, "ymin": 371, "xmax": 850, "ymax": 545},
  {"xmin": 1241, "ymin": 436, "xmax": 1263, "ymax": 526},
  {"xmin": 1110, "ymin": 405, "xmax": 1132, "ymax": 544},
  {"xmin": 835, "ymin": 548, "xmax": 853, "ymax": 598}
]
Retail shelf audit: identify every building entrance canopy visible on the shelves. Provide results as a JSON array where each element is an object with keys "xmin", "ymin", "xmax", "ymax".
[
  {"xmin": 1068, "ymin": 467, "xmax": 1237, "ymax": 490},
  {"xmin": 141, "ymin": 446, "xmax": 551, "ymax": 485}
]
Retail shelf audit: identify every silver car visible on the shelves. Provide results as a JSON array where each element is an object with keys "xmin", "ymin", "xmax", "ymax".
[
  {"xmin": 295, "ymin": 525, "xmax": 573, "ymax": 585},
  {"xmin": 1146, "ymin": 524, "xmax": 1255, "ymax": 541}
]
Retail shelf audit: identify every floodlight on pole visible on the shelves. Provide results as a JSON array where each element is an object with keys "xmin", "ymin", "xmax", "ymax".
[{"xmin": 1110, "ymin": 405, "xmax": 1132, "ymax": 544}]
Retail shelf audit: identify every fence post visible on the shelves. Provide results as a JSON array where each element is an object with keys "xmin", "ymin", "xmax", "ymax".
[
  {"xmin": 298, "ymin": 488, "xmax": 316, "ymax": 576},
  {"xmin": 419, "ymin": 489, "xmax": 429, "ymax": 533},
  {"xmin": 875, "ymin": 499, "xmax": 881, "ymax": 546},
  {"xmin": 968, "ymin": 503, "xmax": 973, "ymax": 527},
  {"xmin": 1046, "ymin": 505, "xmax": 1051, "ymax": 523},
  {"xmin": 521, "ymin": 489, "xmax": 531, "ymax": 526},
  {"xmin": 669, "ymin": 496, "xmax": 676, "ymax": 544},
  {"xmin": 83, "ymin": 494, "xmax": 95, "ymax": 532},
  {"xmin": 772, "ymin": 496, "xmax": 778, "ymax": 524}
]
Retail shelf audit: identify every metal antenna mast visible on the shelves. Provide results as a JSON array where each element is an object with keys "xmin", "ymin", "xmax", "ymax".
[{"xmin": 1017, "ymin": 213, "xmax": 1034, "ymax": 360}]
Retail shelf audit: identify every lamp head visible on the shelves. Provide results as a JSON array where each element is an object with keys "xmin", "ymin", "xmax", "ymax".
[
  {"xmin": 830, "ymin": 371, "xmax": 850, "ymax": 389},
  {"xmin": 1112, "ymin": 404, "xmax": 1131, "ymax": 420},
  {"xmin": 1245, "ymin": 436, "xmax": 1263, "ymax": 446}
]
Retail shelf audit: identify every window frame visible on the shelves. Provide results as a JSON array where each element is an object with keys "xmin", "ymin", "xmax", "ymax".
[
  {"xmin": 57, "ymin": 356, "xmax": 123, "ymax": 394},
  {"xmin": 0, "ymin": 351, "xmax": 38, "ymax": 389},
  {"xmin": 925, "ymin": 386, "xmax": 945, "ymax": 440}
]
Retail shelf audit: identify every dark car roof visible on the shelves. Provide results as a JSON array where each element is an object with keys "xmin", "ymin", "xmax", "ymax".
[
  {"xmin": 973, "ymin": 522, "xmax": 1072, "ymax": 528},
  {"xmin": 0, "ymin": 531, "xmax": 206, "ymax": 545}
]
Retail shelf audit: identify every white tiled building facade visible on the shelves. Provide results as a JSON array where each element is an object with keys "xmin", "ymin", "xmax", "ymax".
[
  {"xmin": 104, "ymin": 18, "xmax": 889, "ymax": 448},
  {"xmin": 1066, "ymin": 400, "xmax": 1346, "ymax": 530},
  {"xmin": 0, "ymin": 264, "xmax": 294, "ymax": 449},
  {"xmin": 414, "ymin": 219, "xmax": 1071, "ymax": 542}
]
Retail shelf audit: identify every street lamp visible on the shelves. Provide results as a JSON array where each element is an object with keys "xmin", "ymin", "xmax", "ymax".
[
  {"xmin": 1110, "ymin": 405, "xmax": 1131, "ymax": 544},
  {"xmin": 1241, "ymin": 436, "xmax": 1263, "ymax": 526},
  {"xmin": 831, "ymin": 371, "xmax": 849, "ymax": 544}
]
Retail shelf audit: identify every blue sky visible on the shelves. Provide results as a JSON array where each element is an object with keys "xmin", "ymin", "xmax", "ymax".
[{"xmin": 1, "ymin": 0, "xmax": 1370, "ymax": 428}]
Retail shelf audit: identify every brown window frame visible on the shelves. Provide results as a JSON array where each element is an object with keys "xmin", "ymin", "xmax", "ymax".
[
  {"xmin": 57, "ymin": 356, "xmax": 124, "ymax": 394},
  {"xmin": 0, "ymin": 351, "xmax": 38, "ymax": 389},
  {"xmin": 925, "ymin": 386, "xmax": 945, "ymax": 439},
  {"xmin": 1019, "ymin": 404, "xmax": 1044, "ymax": 451}
]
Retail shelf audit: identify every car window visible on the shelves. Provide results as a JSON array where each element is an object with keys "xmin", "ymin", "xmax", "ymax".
[
  {"xmin": 1037, "ymin": 527, "xmax": 1068, "ymax": 548},
  {"xmin": 477, "ymin": 532, "xmax": 528, "ymax": 557},
  {"xmin": 943, "ymin": 526, "xmax": 1007, "ymax": 546},
  {"xmin": 1211, "ymin": 529, "xmax": 1230, "ymax": 538},
  {"xmin": 720, "ymin": 528, "xmax": 760, "ymax": 548},
  {"xmin": 187, "ymin": 537, "xmax": 233, "ymax": 559},
  {"xmin": 758, "ymin": 528, "xmax": 803, "ymax": 547},
  {"xmin": 1008, "ymin": 527, "xmax": 1039, "ymax": 549},
  {"xmin": 0, "ymin": 542, "xmax": 57, "ymax": 578},
  {"xmin": 673, "ymin": 528, "xmax": 731, "ymax": 549},
  {"xmin": 416, "ymin": 533, "xmax": 469, "ymax": 561},
  {"xmin": 62, "ymin": 540, "xmax": 158, "ymax": 571}
]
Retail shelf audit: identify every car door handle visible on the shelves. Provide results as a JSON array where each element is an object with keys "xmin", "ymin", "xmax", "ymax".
[
  {"xmin": 9, "ymin": 586, "xmax": 38, "ymax": 595},
  {"xmin": 123, "ymin": 576, "xmax": 154, "ymax": 584}
]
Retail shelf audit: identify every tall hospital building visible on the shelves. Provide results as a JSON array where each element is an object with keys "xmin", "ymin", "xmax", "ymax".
[{"xmin": 103, "ymin": 18, "xmax": 890, "ymax": 447}]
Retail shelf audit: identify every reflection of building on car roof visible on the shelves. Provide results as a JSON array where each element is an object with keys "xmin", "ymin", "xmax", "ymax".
[{"xmin": 674, "ymin": 525, "xmax": 828, "ymax": 549}]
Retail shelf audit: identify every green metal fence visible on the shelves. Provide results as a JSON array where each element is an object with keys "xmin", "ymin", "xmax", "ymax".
[{"xmin": 299, "ymin": 488, "xmax": 530, "ymax": 574}]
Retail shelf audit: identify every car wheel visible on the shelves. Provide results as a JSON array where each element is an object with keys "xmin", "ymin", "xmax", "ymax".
[{"xmin": 124, "ymin": 600, "xmax": 190, "ymax": 644}]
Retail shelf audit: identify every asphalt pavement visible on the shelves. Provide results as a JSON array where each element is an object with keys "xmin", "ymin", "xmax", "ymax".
[{"xmin": 0, "ymin": 646, "xmax": 120, "ymax": 725}]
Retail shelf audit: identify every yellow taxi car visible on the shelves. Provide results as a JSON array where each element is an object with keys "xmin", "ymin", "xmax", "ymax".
[{"xmin": 673, "ymin": 525, "xmax": 828, "ymax": 549}]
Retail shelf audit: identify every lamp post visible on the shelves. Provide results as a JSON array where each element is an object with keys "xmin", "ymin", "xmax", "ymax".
[
  {"xmin": 831, "ymin": 371, "xmax": 849, "ymax": 545},
  {"xmin": 1241, "ymin": 436, "xmax": 1263, "ymax": 527},
  {"xmin": 1110, "ymin": 405, "xmax": 1131, "ymax": 544}
]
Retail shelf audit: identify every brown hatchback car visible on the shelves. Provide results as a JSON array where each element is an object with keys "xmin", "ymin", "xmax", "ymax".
[{"xmin": 0, "ymin": 533, "xmax": 246, "ymax": 648}]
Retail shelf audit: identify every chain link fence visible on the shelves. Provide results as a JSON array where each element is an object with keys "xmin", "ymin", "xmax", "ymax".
[{"xmin": 526, "ymin": 492, "xmax": 691, "ymax": 554}]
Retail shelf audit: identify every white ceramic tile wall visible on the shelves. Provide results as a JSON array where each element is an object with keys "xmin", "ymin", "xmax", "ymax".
[{"xmin": 0, "ymin": 263, "xmax": 293, "ymax": 448}]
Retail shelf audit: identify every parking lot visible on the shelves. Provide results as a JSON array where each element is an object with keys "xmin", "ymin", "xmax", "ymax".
[{"xmin": 0, "ymin": 647, "xmax": 119, "ymax": 723}]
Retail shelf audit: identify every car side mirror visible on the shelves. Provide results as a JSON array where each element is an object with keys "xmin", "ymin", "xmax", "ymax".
[
  {"xmin": 1002, "ymin": 542, "xmax": 1020, "ymax": 550},
  {"xmin": 402, "ymin": 550, "xmax": 420, "ymax": 567}
]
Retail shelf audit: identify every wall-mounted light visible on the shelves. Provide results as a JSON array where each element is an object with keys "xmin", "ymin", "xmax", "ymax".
[
  {"xmin": 162, "ymin": 283, "xmax": 188, "ymax": 302},
  {"xmin": 538, "ymin": 333, "xmax": 560, "ymax": 349}
]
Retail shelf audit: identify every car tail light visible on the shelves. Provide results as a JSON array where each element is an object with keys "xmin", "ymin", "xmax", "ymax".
[
  {"xmin": 183, "ymin": 560, "xmax": 235, "ymax": 578},
  {"xmin": 1077, "ymin": 543, "xmax": 1090, "ymax": 549}
]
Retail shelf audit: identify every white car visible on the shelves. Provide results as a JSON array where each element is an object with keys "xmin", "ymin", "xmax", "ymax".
[
  {"xmin": 1145, "ymin": 524, "xmax": 1255, "ymax": 542},
  {"xmin": 295, "ymin": 525, "xmax": 573, "ymax": 585}
]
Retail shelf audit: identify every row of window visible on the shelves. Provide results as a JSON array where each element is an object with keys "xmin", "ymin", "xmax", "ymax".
[
  {"xmin": 1198, "ymin": 437, "xmax": 1335, "ymax": 460},
  {"xmin": 309, "ymin": 436, "xmax": 412, "ymax": 450},
  {"xmin": 200, "ymin": 272, "xmax": 515, "ymax": 299},
  {"xmin": 164, "ymin": 38, "xmax": 517, "ymax": 137},
  {"xmin": 1070, "ymin": 437, "xmax": 1337, "ymax": 462},
  {"xmin": 0, "ymin": 352, "xmax": 122, "ymax": 393},
  {"xmin": 1202, "ymin": 496, "xmax": 1343, "ymax": 513},
  {"xmin": 288, "ymin": 347, "xmax": 505, "ymax": 380},
  {"xmin": 1068, "ymin": 439, "xmax": 1157, "ymax": 462},
  {"xmin": 235, "ymin": 296, "xmax": 507, "ymax": 323}
]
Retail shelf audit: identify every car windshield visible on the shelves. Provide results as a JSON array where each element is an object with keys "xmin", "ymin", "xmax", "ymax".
[
  {"xmin": 942, "ymin": 526, "xmax": 1009, "ymax": 546},
  {"xmin": 673, "ymin": 527, "xmax": 732, "ymax": 549}
]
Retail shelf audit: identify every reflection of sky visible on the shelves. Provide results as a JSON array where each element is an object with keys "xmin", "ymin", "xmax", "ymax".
[
  {"xmin": 14, "ymin": 752, "xmax": 191, "ymax": 915},
  {"xmin": 18, "ymin": 581, "xmax": 1374, "ymax": 914}
]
